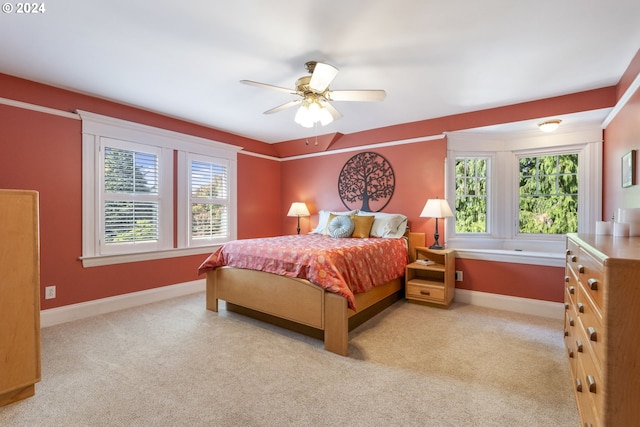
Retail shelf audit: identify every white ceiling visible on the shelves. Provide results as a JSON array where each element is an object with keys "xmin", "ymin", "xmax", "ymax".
[{"xmin": 1, "ymin": 0, "xmax": 639, "ymax": 143}]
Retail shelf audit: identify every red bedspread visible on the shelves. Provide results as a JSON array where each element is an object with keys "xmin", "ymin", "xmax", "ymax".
[{"xmin": 197, "ymin": 234, "xmax": 408, "ymax": 310}]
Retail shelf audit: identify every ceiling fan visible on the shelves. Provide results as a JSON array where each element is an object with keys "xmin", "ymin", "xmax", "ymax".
[{"xmin": 240, "ymin": 61, "xmax": 386, "ymax": 128}]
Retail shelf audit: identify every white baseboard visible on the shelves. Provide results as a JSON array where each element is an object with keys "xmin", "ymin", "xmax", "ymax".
[
  {"xmin": 40, "ymin": 280, "xmax": 562, "ymax": 328},
  {"xmin": 40, "ymin": 279, "xmax": 205, "ymax": 328},
  {"xmin": 455, "ymin": 289, "xmax": 564, "ymax": 320}
]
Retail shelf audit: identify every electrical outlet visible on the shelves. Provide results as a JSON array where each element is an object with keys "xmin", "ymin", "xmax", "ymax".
[
  {"xmin": 45, "ymin": 285, "xmax": 56, "ymax": 299},
  {"xmin": 455, "ymin": 271, "xmax": 463, "ymax": 282}
]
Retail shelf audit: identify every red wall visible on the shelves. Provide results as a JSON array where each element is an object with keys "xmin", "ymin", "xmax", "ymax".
[
  {"xmin": 455, "ymin": 259, "xmax": 565, "ymax": 302},
  {"xmin": 2, "ymin": 45, "xmax": 638, "ymax": 311},
  {"xmin": 603, "ymin": 50, "xmax": 640, "ymax": 219},
  {"xmin": 280, "ymin": 139, "xmax": 447, "ymax": 236},
  {"xmin": 238, "ymin": 154, "xmax": 282, "ymax": 238},
  {"xmin": 0, "ymin": 74, "xmax": 281, "ymax": 309}
]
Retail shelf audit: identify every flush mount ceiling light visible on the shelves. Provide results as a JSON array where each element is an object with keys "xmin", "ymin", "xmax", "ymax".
[{"xmin": 538, "ymin": 119, "xmax": 562, "ymax": 132}]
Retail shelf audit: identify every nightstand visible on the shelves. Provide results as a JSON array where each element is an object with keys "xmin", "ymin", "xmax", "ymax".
[{"xmin": 405, "ymin": 247, "xmax": 455, "ymax": 307}]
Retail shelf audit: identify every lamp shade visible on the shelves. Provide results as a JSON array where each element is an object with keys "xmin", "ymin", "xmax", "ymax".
[
  {"xmin": 287, "ymin": 202, "xmax": 310, "ymax": 217},
  {"xmin": 420, "ymin": 199, "xmax": 453, "ymax": 218}
]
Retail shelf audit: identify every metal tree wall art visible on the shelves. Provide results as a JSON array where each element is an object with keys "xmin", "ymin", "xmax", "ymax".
[{"xmin": 338, "ymin": 151, "xmax": 395, "ymax": 212}]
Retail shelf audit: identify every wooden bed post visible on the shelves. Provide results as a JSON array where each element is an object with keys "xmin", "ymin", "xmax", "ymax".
[
  {"xmin": 323, "ymin": 292, "xmax": 349, "ymax": 356},
  {"xmin": 206, "ymin": 271, "xmax": 219, "ymax": 312}
]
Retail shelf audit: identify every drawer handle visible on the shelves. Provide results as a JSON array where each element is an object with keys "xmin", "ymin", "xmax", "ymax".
[
  {"xmin": 587, "ymin": 375, "xmax": 596, "ymax": 393},
  {"xmin": 569, "ymin": 255, "xmax": 577, "ymax": 262},
  {"xmin": 568, "ymin": 286, "xmax": 575, "ymax": 295},
  {"xmin": 577, "ymin": 303, "xmax": 584, "ymax": 313},
  {"xmin": 564, "ymin": 328, "xmax": 569, "ymax": 337},
  {"xmin": 576, "ymin": 340, "xmax": 583, "ymax": 353},
  {"xmin": 587, "ymin": 326, "xmax": 597, "ymax": 342},
  {"xmin": 575, "ymin": 377, "xmax": 582, "ymax": 392},
  {"xmin": 566, "ymin": 249, "xmax": 572, "ymax": 255},
  {"xmin": 420, "ymin": 290, "xmax": 431, "ymax": 296},
  {"xmin": 587, "ymin": 278, "xmax": 598, "ymax": 291},
  {"xmin": 577, "ymin": 264, "xmax": 585, "ymax": 273},
  {"xmin": 564, "ymin": 275, "xmax": 570, "ymax": 283},
  {"xmin": 568, "ymin": 347, "xmax": 574, "ymax": 358},
  {"xmin": 569, "ymin": 317, "xmax": 575, "ymax": 327},
  {"xmin": 564, "ymin": 303, "xmax": 569, "ymax": 310}
]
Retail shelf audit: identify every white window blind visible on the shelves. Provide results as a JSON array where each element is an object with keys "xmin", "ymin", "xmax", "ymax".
[
  {"xmin": 100, "ymin": 139, "xmax": 164, "ymax": 254},
  {"xmin": 80, "ymin": 110, "xmax": 239, "ymax": 266},
  {"xmin": 189, "ymin": 157, "xmax": 230, "ymax": 245}
]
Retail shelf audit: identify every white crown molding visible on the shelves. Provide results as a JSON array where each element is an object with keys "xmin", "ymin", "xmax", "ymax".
[
  {"xmin": 0, "ymin": 96, "xmax": 79, "ymax": 120},
  {"xmin": 280, "ymin": 134, "xmax": 446, "ymax": 161},
  {"xmin": 603, "ymin": 71, "xmax": 640, "ymax": 128}
]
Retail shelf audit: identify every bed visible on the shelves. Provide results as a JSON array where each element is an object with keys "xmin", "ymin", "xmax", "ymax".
[{"xmin": 198, "ymin": 211, "xmax": 423, "ymax": 356}]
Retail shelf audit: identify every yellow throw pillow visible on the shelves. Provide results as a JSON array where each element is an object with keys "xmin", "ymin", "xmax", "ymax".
[
  {"xmin": 324, "ymin": 213, "xmax": 340, "ymax": 235},
  {"xmin": 351, "ymin": 215, "xmax": 375, "ymax": 238}
]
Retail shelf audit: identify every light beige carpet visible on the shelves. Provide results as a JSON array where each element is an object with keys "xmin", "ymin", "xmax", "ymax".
[{"xmin": 0, "ymin": 292, "xmax": 579, "ymax": 426}]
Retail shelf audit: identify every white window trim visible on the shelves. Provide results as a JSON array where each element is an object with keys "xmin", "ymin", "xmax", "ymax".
[
  {"xmin": 177, "ymin": 152, "xmax": 237, "ymax": 248},
  {"xmin": 98, "ymin": 137, "xmax": 173, "ymax": 255},
  {"xmin": 445, "ymin": 126, "xmax": 602, "ymax": 256},
  {"xmin": 79, "ymin": 110, "xmax": 241, "ymax": 267}
]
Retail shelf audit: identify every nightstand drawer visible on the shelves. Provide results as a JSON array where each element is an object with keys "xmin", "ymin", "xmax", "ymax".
[{"xmin": 406, "ymin": 281, "xmax": 445, "ymax": 302}]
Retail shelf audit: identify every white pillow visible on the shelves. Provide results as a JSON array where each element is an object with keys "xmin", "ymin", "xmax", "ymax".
[
  {"xmin": 310, "ymin": 210, "xmax": 358, "ymax": 234},
  {"xmin": 359, "ymin": 211, "xmax": 408, "ymax": 238}
]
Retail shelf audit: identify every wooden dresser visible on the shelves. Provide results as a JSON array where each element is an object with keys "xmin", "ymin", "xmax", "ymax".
[
  {"xmin": 0, "ymin": 190, "xmax": 41, "ymax": 406},
  {"xmin": 564, "ymin": 233, "xmax": 640, "ymax": 427}
]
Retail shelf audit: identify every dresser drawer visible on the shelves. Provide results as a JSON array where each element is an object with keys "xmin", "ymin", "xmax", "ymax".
[
  {"xmin": 565, "ymin": 269, "xmax": 578, "ymax": 308},
  {"xmin": 577, "ymin": 285, "xmax": 604, "ymax": 369},
  {"xmin": 566, "ymin": 240, "xmax": 581, "ymax": 278},
  {"xmin": 578, "ymin": 347, "xmax": 603, "ymax": 425},
  {"xmin": 406, "ymin": 282, "xmax": 445, "ymax": 303},
  {"xmin": 564, "ymin": 310, "xmax": 578, "ymax": 375},
  {"xmin": 575, "ymin": 355, "xmax": 600, "ymax": 427},
  {"xmin": 577, "ymin": 247, "xmax": 605, "ymax": 312}
]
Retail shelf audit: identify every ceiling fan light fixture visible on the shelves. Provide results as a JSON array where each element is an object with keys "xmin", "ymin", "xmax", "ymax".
[
  {"xmin": 242, "ymin": 60, "xmax": 384, "ymax": 130},
  {"xmin": 538, "ymin": 119, "xmax": 562, "ymax": 132},
  {"xmin": 294, "ymin": 96, "xmax": 333, "ymax": 128},
  {"xmin": 294, "ymin": 105, "xmax": 313, "ymax": 128},
  {"xmin": 319, "ymin": 107, "xmax": 333, "ymax": 126}
]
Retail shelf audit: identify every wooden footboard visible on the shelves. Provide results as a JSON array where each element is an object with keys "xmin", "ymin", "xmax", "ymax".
[
  {"xmin": 207, "ymin": 267, "xmax": 325, "ymax": 329},
  {"xmin": 206, "ymin": 232, "xmax": 423, "ymax": 356},
  {"xmin": 207, "ymin": 268, "xmax": 402, "ymax": 356}
]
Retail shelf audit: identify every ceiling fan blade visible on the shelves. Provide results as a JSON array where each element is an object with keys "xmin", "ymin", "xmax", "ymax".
[
  {"xmin": 309, "ymin": 62, "xmax": 339, "ymax": 93},
  {"xmin": 240, "ymin": 80, "xmax": 297, "ymax": 95},
  {"xmin": 319, "ymin": 101, "xmax": 343, "ymax": 121},
  {"xmin": 327, "ymin": 90, "xmax": 386, "ymax": 102},
  {"xmin": 263, "ymin": 99, "xmax": 301, "ymax": 114}
]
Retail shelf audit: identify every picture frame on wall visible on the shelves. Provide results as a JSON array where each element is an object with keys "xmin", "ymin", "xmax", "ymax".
[{"xmin": 622, "ymin": 150, "xmax": 636, "ymax": 188}]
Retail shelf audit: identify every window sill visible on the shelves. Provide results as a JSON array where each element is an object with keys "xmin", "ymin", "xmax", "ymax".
[
  {"xmin": 80, "ymin": 246, "xmax": 219, "ymax": 267},
  {"xmin": 453, "ymin": 248, "xmax": 565, "ymax": 267}
]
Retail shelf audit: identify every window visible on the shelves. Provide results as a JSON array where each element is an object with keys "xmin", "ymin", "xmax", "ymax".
[
  {"xmin": 101, "ymin": 140, "xmax": 163, "ymax": 254},
  {"xmin": 446, "ymin": 128, "xmax": 602, "ymax": 253},
  {"xmin": 80, "ymin": 111, "xmax": 240, "ymax": 267},
  {"xmin": 188, "ymin": 155, "xmax": 230, "ymax": 246},
  {"xmin": 455, "ymin": 157, "xmax": 489, "ymax": 233},
  {"xmin": 518, "ymin": 153, "xmax": 578, "ymax": 235}
]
